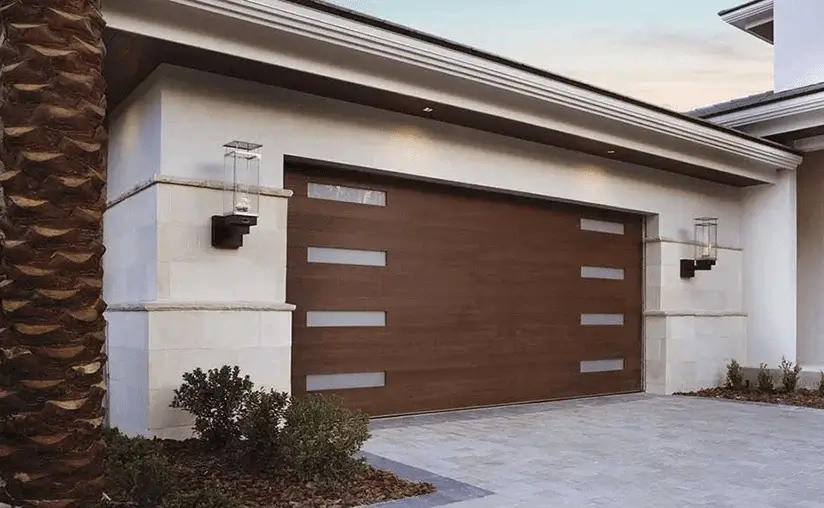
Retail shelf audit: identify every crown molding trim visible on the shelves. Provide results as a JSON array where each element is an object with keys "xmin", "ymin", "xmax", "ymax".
[
  {"xmin": 106, "ymin": 0, "xmax": 802, "ymax": 175},
  {"xmin": 709, "ymin": 90, "xmax": 824, "ymax": 128},
  {"xmin": 706, "ymin": 90, "xmax": 824, "ymax": 139},
  {"xmin": 720, "ymin": 0, "xmax": 774, "ymax": 44},
  {"xmin": 721, "ymin": 0, "xmax": 773, "ymax": 26}
]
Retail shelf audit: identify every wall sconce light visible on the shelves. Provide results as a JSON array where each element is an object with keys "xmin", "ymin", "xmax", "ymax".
[
  {"xmin": 211, "ymin": 141, "xmax": 262, "ymax": 249},
  {"xmin": 680, "ymin": 217, "xmax": 718, "ymax": 278}
]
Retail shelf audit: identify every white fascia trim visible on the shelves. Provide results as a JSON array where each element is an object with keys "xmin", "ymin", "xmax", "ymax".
[
  {"xmin": 170, "ymin": 0, "xmax": 799, "ymax": 171},
  {"xmin": 794, "ymin": 135, "xmax": 824, "ymax": 153},
  {"xmin": 721, "ymin": 0, "xmax": 773, "ymax": 44},
  {"xmin": 115, "ymin": 0, "xmax": 799, "ymax": 173},
  {"xmin": 721, "ymin": 0, "xmax": 773, "ymax": 29},
  {"xmin": 707, "ymin": 89, "xmax": 824, "ymax": 137}
]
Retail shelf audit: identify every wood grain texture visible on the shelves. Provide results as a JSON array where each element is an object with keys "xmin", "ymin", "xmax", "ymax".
[{"xmin": 286, "ymin": 166, "xmax": 642, "ymax": 416}]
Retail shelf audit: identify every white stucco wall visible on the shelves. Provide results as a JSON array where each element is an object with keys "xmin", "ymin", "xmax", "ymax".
[
  {"xmin": 105, "ymin": 84, "xmax": 161, "ymax": 435},
  {"xmin": 742, "ymin": 171, "xmax": 797, "ymax": 367},
  {"xmin": 108, "ymin": 78, "xmax": 162, "ymax": 198},
  {"xmin": 773, "ymin": 0, "xmax": 824, "ymax": 92},
  {"xmin": 158, "ymin": 67, "xmax": 745, "ymax": 238},
  {"xmin": 105, "ymin": 65, "xmax": 778, "ymax": 436}
]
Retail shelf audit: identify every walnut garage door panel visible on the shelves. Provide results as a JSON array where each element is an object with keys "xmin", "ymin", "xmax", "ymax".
[{"xmin": 286, "ymin": 166, "xmax": 643, "ymax": 416}]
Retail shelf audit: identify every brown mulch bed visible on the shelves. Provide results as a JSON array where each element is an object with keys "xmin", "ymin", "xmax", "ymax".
[
  {"xmin": 153, "ymin": 439, "xmax": 435, "ymax": 507},
  {"xmin": 676, "ymin": 387, "xmax": 824, "ymax": 410}
]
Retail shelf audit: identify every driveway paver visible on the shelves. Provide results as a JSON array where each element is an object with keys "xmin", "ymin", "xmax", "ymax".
[{"xmin": 362, "ymin": 394, "xmax": 824, "ymax": 507}]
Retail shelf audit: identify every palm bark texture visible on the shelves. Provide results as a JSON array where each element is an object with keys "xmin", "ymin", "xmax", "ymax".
[{"xmin": 0, "ymin": 1, "xmax": 108, "ymax": 506}]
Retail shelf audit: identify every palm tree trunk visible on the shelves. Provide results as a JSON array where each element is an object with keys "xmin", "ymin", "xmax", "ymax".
[{"xmin": 0, "ymin": 1, "xmax": 108, "ymax": 506}]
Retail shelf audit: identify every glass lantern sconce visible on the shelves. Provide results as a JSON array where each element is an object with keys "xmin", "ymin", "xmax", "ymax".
[
  {"xmin": 680, "ymin": 217, "xmax": 718, "ymax": 279},
  {"xmin": 211, "ymin": 141, "xmax": 262, "ymax": 249}
]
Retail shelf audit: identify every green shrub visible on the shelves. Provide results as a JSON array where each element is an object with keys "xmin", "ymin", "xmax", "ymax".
[
  {"xmin": 724, "ymin": 358, "xmax": 744, "ymax": 390},
  {"xmin": 757, "ymin": 363, "xmax": 774, "ymax": 393},
  {"xmin": 170, "ymin": 365, "xmax": 254, "ymax": 448},
  {"xmin": 280, "ymin": 394, "xmax": 371, "ymax": 483},
  {"xmin": 160, "ymin": 488, "xmax": 244, "ymax": 508},
  {"xmin": 237, "ymin": 388, "xmax": 290, "ymax": 468},
  {"xmin": 779, "ymin": 356, "xmax": 803, "ymax": 392},
  {"xmin": 104, "ymin": 428, "xmax": 178, "ymax": 508}
]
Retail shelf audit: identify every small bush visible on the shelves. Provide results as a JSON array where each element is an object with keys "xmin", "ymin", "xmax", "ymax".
[
  {"xmin": 757, "ymin": 363, "xmax": 775, "ymax": 393},
  {"xmin": 818, "ymin": 371, "xmax": 824, "ymax": 397},
  {"xmin": 104, "ymin": 428, "xmax": 178, "ymax": 508},
  {"xmin": 724, "ymin": 358, "xmax": 744, "ymax": 390},
  {"xmin": 280, "ymin": 394, "xmax": 371, "ymax": 483},
  {"xmin": 237, "ymin": 388, "xmax": 290, "ymax": 468},
  {"xmin": 160, "ymin": 488, "xmax": 244, "ymax": 508},
  {"xmin": 779, "ymin": 356, "xmax": 803, "ymax": 392},
  {"xmin": 170, "ymin": 365, "xmax": 254, "ymax": 448}
]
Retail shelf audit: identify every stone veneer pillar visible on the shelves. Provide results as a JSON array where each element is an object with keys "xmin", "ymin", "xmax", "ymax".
[{"xmin": 105, "ymin": 176, "xmax": 295, "ymax": 438}]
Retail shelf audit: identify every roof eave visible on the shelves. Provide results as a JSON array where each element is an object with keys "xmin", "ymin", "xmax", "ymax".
[
  {"xmin": 719, "ymin": 0, "xmax": 774, "ymax": 44},
  {"xmin": 104, "ymin": 0, "xmax": 803, "ymax": 179}
]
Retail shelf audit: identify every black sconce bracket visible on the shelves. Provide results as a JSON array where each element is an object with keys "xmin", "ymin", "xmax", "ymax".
[
  {"xmin": 680, "ymin": 258, "xmax": 717, "ymax": 279},
  {"xmin": 211, "ymin": 214, "xmax": 258, "ymax": 249}
]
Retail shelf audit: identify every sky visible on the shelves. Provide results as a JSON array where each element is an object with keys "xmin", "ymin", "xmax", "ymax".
[{"xmin": 325, "ymin": 0, "xmax": 773, "ymax": 112}]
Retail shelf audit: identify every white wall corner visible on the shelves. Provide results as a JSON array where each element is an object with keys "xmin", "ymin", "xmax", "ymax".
[
  {"xmin": 105, "ymin": 311, "xmax": 151, "ymax": 436},
  {"xmin": 103, "ymin": 188, "xmax": 160, "ymax": 305},
  {"xmin": 109, "ymin": 63, "xmax": 171, "ymax": 121},
  {"xmin": 741, "ymin": 169, "xmax": 797, "ymax": 366},
  {"xmin": 108, "ymin": 68, "xmax": 168, "ymax": 199}
]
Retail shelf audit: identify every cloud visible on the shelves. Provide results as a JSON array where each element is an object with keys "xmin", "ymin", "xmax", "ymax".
[
  {"xmin": 620, "ymin": 29, "xmax": 767, "ymax": 62},
  {"xmin": 498, "ymin": 26, "xmax": 774, "ymax": 111},
  {"xmin": 320, "ymin": 1, "xmax": 775, "ymax": 112}
]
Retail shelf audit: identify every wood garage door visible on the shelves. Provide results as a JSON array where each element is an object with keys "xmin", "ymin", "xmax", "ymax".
[{"xmin": 286, "ymin": 165, "xmax": 643, "ymax": 416}]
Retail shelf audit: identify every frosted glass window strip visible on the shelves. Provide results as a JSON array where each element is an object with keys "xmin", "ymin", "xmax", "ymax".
[
  {"xmin": 581, "ymin": 266, "xmax": 625, "ymax": 280},
  {"xmin": 307, "ymin": 183, "xmax": 386, "ymax": 206},
  {"xmin": 306, "ymin": 372, "xmax": 386, "ymax": 391},
  {"xmin": 307, "ymin": 247, "xmax": 387, "ymax": 267},
  {"xmin": 580, "ymin": 218, "xmax": 625, "ymax": 235},
  {"xmin": 306, "ymin": 311, "xmax": 386, "ymax": 328},
  {"xmin": 580, "ymin": 359, "xmax": 625, "ymax": 373},
  {"xmin": 580, "ymin": 313, "xmax": 625, "ymax": 326}
]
